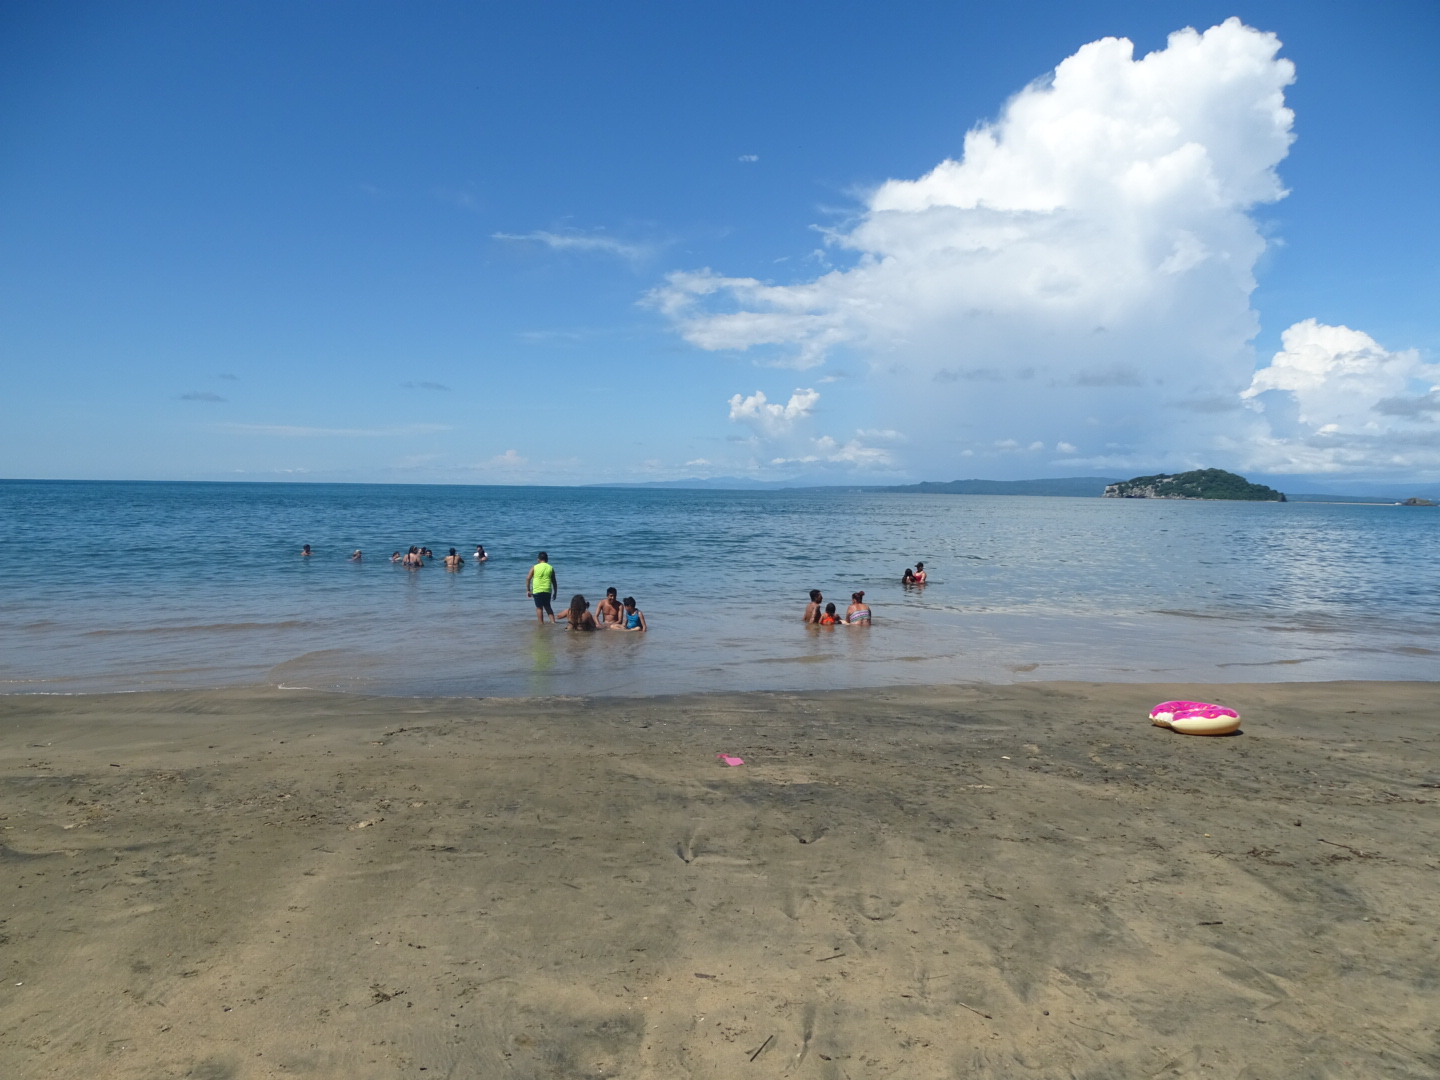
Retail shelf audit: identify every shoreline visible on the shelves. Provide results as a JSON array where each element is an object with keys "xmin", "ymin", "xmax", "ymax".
[{"xmin": 3, "ymin": 680, "xmax": 1437, "ymax": 1077}]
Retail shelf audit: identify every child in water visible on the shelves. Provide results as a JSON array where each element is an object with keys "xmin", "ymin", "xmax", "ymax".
[
  {"xmin": 819, "ymin": 602, "xmax": 841, "ymax": 626},
  {"xmin": 612, "ymin": 596, "xmax": 646, "ymax": 632}
]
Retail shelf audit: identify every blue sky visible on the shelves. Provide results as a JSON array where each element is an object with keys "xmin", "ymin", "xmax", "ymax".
[{"xmin": 1, "ymin": 1, "xmax": 1437, "ymax": 487}]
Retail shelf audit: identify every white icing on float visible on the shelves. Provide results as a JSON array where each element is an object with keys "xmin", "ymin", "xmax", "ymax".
[{"xmin": 1149, "ymin": 700, "xmax": 1241, "ymax": 736}]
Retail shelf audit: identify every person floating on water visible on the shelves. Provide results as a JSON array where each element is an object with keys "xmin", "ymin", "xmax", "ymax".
[
  {"xmin": 846, "ymin": 591, "xmax": 871, "ymax": 624},
  {"xmin": 526, "ymin": 551, "xmax": 559, "ymax": 624},
  {"xmin": 595, "ymin": 587, "xmax": 622, "ymax": 626},
  {"xmin": 612, "ymin": 596, "xmax": 646, "ymax": 632},
  {"xmin": 561, "ymin": 594, "xmax": 598, "ymax": 631},
  {"xmin": 301, "ymin": 544, "xmax": 312, "ymax": 557},
  {"xmin": 444, "ymin": 547, "xmax": 464, "ymax": 570},
  {"xmin": 803, "ymin": 589, "xmax": 824, "ymax": 624}
]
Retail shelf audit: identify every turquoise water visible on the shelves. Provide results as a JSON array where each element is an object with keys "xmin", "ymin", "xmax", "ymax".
[{"xmin": 1, "ymin": 479, "xmax": 1437, "ymax": 695}]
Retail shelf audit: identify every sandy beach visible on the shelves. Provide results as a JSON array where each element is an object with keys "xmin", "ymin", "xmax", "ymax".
[{"xmin": 2, "ymin": 681, "xmax": 1436, "ymax": 1079}]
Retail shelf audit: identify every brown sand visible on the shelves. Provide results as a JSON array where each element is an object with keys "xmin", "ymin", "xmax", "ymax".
[{"xmin": 1, "ymin": 682, "xmax": 1437, "ymax": 1079}]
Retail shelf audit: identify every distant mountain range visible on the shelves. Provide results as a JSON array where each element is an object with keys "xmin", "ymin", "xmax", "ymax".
[
  {"xmin": 593, "ymin": 476, "xmax": 1440, "ymax": 500},
  {"xmin": 593, "ymin": 476, "xmax": 1121, "ymax": 496}
]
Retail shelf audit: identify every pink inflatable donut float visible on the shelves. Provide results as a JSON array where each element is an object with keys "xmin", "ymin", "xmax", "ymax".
[{"xmin": 1150, "ymin": 700, "xmax": 1241, "ymax": 736}]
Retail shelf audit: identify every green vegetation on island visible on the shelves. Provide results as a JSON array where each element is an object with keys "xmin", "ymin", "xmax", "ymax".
[{"xmin": 1103, "ymin": 469, "xmax": 1286, "ymax": 502}]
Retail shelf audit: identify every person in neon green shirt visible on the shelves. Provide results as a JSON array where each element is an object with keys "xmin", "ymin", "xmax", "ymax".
[{"xmin": 525, "ymin": 551, "xmax": 560, "ymax": 624}]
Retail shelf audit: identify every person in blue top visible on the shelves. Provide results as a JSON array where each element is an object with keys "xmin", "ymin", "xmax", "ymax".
[
  {"xmin": 525, "ymin": 552, "xmax": 559, "ymax": 624},
  {"xmin": 611, "ymin": 596, "xmax": 646, "ymax": 632}
]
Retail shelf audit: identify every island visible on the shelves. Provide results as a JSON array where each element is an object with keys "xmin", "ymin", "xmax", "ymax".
[{"xmin": 1103, "ymin": 468, "xmax": 1286, "ymax": 502}]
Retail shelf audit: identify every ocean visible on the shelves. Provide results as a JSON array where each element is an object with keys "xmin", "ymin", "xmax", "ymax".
[{"xmin": 2, "ymin": 479, "xmax": 1436, "ymax": 696}]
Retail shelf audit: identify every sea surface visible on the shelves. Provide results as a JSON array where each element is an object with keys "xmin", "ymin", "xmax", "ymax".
[{"xmin": 2, "ymin": 480, "xmax": 1437, "ymax": 697}]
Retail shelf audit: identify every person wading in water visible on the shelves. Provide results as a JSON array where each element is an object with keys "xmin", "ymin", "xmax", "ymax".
[{"xmin": 526, "ymin": 551, "xmax": 560, "ymax": 625}]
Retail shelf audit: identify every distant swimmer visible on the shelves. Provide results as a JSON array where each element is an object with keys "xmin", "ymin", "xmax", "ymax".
[
  {"xmin": 443, "ymin": 547, "xmax": 464, "ymax": 570},
  {"xmin": 804, "ymin": 589, "xmax": 824, "ymax": 624},
  {"xmin": 403, "ymin": 546, "xmax": 424, "ymax": 568},
  {"xmin": 473, "ymin": 544, "xmax": 488, "ymax": 562},
  {"xmin": 819, "ymin": 602, "xmax": 841, "ymax": 626},
  {"xmin": 913, "ymin": 562, "xmax": 927, "ymax": 584},
  {"xmin": 526, "ymin": 551, "xmax": 559, "ymax": 624},
  {"xmin": 390, "ymin": 551, "xmax": 402, "ymax": 563},
  {"xmin": 846, "ymin": 591, "xmax": 871, "ymax": 624},
  {"xmin": 595, "ymin": 587, "xmax": 622, "ymax": 626},
  {"xmin": 349, "ymin": 549, "xmax": 362, "ymax": 561},
  {"xmin": 561, "ymin": 594, "xmax": 598, "ymax": 631},
  {"xmin": 420, "ymin": 547, "xmax": 434, "ymax": 559},
  {"xmin": 611, "ymin": 596, "xmax": 646, "ymax": 632},
  {"xmin": 301, "ymin": 544, "xmax": 312, "ymax": 557},
  {"xmin": 901, "ymin": 568, "xmax": 915, "ymax": 585}
]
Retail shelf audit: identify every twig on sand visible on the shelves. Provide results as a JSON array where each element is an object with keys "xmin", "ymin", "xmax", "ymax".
[
  {"xmin": 1069, "ymin": 1019, "xmax": 1118, "ymax": 1038},
  {"xmin": 749, "ymin": 1034, "xmax": 774, "ymax": 1062},
  {"xmin": 1318, "ymin": 838, "xmax": 1379, "ymax": 859},
  {"xmin": 957, "ymin": 1001, "xmax": 991, "ymax": 1019},
  {"xmin": 817, "ymin": 953, "xmax": 845, "ymax": 962}
]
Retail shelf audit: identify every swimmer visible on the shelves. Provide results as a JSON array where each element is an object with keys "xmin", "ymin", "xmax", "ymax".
[
  {"xmin": 846, "ymin": 591, "xmax": 871, "ymax": 624},
  {"xmin": 819, "ymin": 602, "xmax": 841, "ymax": 626},
  {"xmin": 803, "ymin": 589, "xmax": 824, "ymax": 624},
  {"xmin": 913, "ymin": 562, "xmax": 927, "ymax": 584},
  {"xmin": 443, "ymin": 547, "xmax": 464, "ymax": 570},
  {"xmin": 403, "ymin": 546, "xmax": 424, "ymax": 568},
  {"xmin": 901, "ymin": 567, "xmax": 915, "ymax": 585},
  {"xmin": 420, "ymin": 547, "xmax": 434, "ymax": 559},
  {"xmin": 595, "ymin": 587, "xmax": 622, "ymax": 626},
  {"xmin": 390, "ymin": 551, "xmax": 402, "ymax": 563},
  {"xmin": 349, "ymin": 549, "xmax": 362, "ymax": 561},
  {"xmin": 301, "ymin": 544, "xmax": 312, "ymax": 557},
  {"xmin": 561, "ymin": 594, "xmax": 598, "ymax": 631},
  {"xmin": 611, "ymin": 596, "xmax": 646, "ymax": 632},
  {"xmin": 473, "ymin": 544, "xmax": 488, "ymax": 562}
]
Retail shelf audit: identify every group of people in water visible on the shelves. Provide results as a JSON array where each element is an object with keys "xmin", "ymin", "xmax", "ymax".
[
  {"xmin": 302, "ymin": 544, "xmax": 928, "ymax": 634},
  {"xmin": 525, "ymin": 552, "xmax": 646, "ymax": 632},
  {"xmin": 301, "ymin": 543, "xmax": 490, "ymax": 567},
  {"xmin": 803, "ymin": 563, "xmax": 928, "ymax": 625}
]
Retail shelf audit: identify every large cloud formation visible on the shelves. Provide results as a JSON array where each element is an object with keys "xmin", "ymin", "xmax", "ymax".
[
  {"xmin": 1239, "ymin": 320, "xmax": 1440, "ymax": 474},
  {"xmin": 655, "ymin": 19, "xmax": 1327, "ymax": 476}
]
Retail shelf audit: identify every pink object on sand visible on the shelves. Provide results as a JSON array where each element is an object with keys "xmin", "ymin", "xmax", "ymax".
[
  {"xmin": 1149, "ymin": 701, "xmax": 1239, "ymax": 722},
  {"xmin": 716, "ymin": 754, "xmax": 744, "ymax": 767}
]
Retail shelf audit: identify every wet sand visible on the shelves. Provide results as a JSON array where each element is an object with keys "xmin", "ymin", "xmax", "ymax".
[{"xmin": 1, "ymin": 681, "xmax": 1437, "ymax": 1079}]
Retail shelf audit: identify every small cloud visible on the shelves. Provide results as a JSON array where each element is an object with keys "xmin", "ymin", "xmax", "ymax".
[
  {"xmin": 218, "ymin": 373, "xmax": 239, "ymax": 381},
  {"xmin": 490, "ymin": 449, "xmax": 526, "ymax": 467},
  {"xmin": 1057, "ymin": 441, "xmax": 1078, "ymax": 453},
  {"xmin": 492, "ymin": 229, "xmax": 652, "ymax": 261},
  {"xmin": 685, "ymin": 458, "xmax": 711, "ymax": 466},
  {"xmin": 728, "ymin": 388, "xmax": 819, "ymax": 435},
  {"xmin": 180, "ymin": 391, "xmax": 227, "ymax": 402},
  {"xmin": 402, "ymin": 381, "xmax": 451, "ymax": 391},
  {"xmin": 1028, "ymin": 441, "xmax": 1045, "ymax": 451},
  {"xmin": 994, "ymin": 438, "xmax": 1020, "ymax": 449},
  {"xmin": 738, "ymin": 154, "xmax": 759, "ymax": 163}
]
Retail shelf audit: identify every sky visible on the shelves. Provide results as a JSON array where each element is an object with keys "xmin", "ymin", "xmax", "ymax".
[{"xmin": 1, "ymin": 1, "xmax": 1437, "ymax": 489}]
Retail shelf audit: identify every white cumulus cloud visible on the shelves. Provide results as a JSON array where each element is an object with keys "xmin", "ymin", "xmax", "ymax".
[
  {"xmin": 494, "ymin": 229, "xmax": 652, "ymax": 261},
  {"xmin": 1239, "ymin": 320, "xmax": 1440, "ymax": 474},
  {"xmin": 654, "ymin": 18, "xmax": 1305, "ymax": 476},
  {"xmin": 727, "ymin": 387, "xmax": 820, "ymax": 435}
]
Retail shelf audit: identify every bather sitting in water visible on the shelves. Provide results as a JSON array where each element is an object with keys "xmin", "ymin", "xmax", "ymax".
[
  {"xmin": 819, "ymin": 602, "xmax": 842, "ymax": 626},
  {"xmin": 595, "ymin": 587, "xmax": 623, "ymax": 626},
  {"xmin": 846, "ymin": 591, "xmax": 871, "ymax": 624},
  {"xmin": 561, "ymin": 594, "xmax": 598, "ymax": 631},
  {"xmin": 610, "ymin": 596, "xmax": 646, "ymax": 632},
  {"xmin": 804, "ymin": 589, "xmax": 824, "ymax": 623}
]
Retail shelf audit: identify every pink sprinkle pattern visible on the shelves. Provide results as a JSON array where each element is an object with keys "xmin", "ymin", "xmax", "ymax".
[{"xmin": 1149, "ymin": 700, "xmax": 1239, "ymax": 722}]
